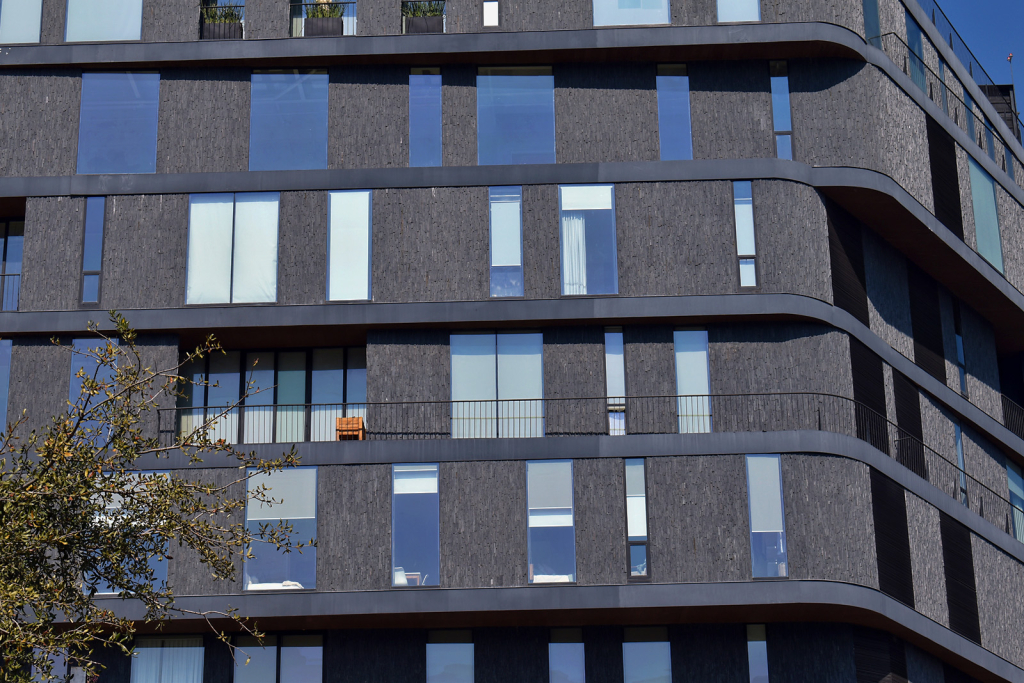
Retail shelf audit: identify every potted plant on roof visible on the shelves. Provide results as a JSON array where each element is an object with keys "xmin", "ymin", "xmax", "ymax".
[
  {"xmin": 200, "ymin": 0, "xmax": 244, "ymax": 40},
  {"xmin": 402, "ymin": 0, "xmax": 445, "ymax": 34},
  {"xmin": 305, "ymin": 0, "xmax": 348, "ymax": 37}
]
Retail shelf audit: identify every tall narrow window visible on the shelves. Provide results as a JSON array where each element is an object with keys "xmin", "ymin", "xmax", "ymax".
[
  {"xmin": 769, "ymin": 62, "xmax": 792, "ymax": 160},
  {"xmin": 559, "ymin": 184, "xmax": 618, "ymax": 296},
  {"xmin": 968, "ymin": 158, "xmax": 1004, "ymax": 272},
  {"xmin": 477, "ymin": 67, "xmax": 555, "ymax": 165},
  {"xmin": 0, "ymin": 0, "xmax": 41, "ymax": 43},
  {"xmin": 656, "ymin": 65, "xmax": 692, "ymax": 161},
  {"xmin": 746, "ymin": 454, "xmax": 788, "ymax": 578},
  {"xmin": 77, "ymin": 73, "xmax": 160, "ymax": 175},
  {"xmin": 954, "ymin": 421, "xmax": 968, "ymax": 505},
  {"xmin": 550, "ymin": 629, "xmax": 585, "ymax": 683},
  {"xmin": 625, "ymin": 459, "xmax": 649, "ymax": 578},
  {"xmin": 410, "ymin": 68, "xmax": 443, "ymax": 167},
  {"xmin": 1006, "ymin": 147, "xmax": 1017, "ymax": 183},
  {"xmin": 905, "ymin": 12, "xmax": 927, "ymax": 92},
  {"xmin": 235, "ymin": 635, "xmax": 323, "ymax": 683},
  {"xmin": 427, "ymin": 632, "xmax": 473, "ymax": 683},
  {"xmin": 489, "ymin": 186, "xmax": 524, "ymax": 297},
  {"xmin": 716, "ymin": 0, "xmax": 758, "ymax": 22},
  {"xmin": 605, "ymin": 328, "xmax": 625, "ymax": 435},
  {"xmin": 244, "ymin": 467, "xmax": 317, "ymax": 591},
  {"xmin": 450, "ymin": 332, "xmax": 543, "ymax": 438},
  {"xmin": 130, "ymin": 637, "xmax": 204, "ymax": 683},
  {"xmin": 964, "ymin": 92, "xmax": 976, "ymax": 144},
  {"xmin": 733, "ymin": 181, "xmax": 757, "ymax": 287},
  {"xmin": 81, "ymin": 197, "xmax": 105, "ymax": 305},
  {"xmin": 0, "ymin": 339, "xmax": 10, "ymax": 426},
  {"xmin": 592, "ymin": 0, "xmax": 668, "ymax": 26},
  {"xmin": 674, "ymin": 329, "xmax": 710, "ymax": 433},
  {"xmin": 527, "ymin": 459, "xmax": 575, "ymax": 583},
  {"xmin": 1007, "ymin": 460, "xmax": 1024, "ymax": 543},
  {"xmin": 186, "ymin": 192, "xmax": 280, "ymax": 304},
  {"xmin": 622, "ymin": 628, "xmax": 671, "ymax": 683},
  {"xmin": 66, "ymin": 0, "xmax": 142, "ymax": 42},
  {"xmin": 0, "ymin": 218, "xmax": 23, "ymax": 311},
  {"xmin": 249, "ymin": 71, "xmax": 329, "ymax": 171},
  {"xmin": 392, "ymin": 463, "xmax": 440, "ymax": 587},
  {"xmin": 328, "ymin": 190, "xmax": 372, "ymax": 301},
  {"xmin": 746, "ymin": 625, "xmax": 769, "ymax": 683},
  {"xmin": 952, "ymin": 299, "xmax": 967, "ymax": 396},
  {"xmin": 482, "ymin": 0, "xmax": 498, "ymax": 26},
  {"xmin": 862, "ymin": 0, "xmax": 880, "ymax": 47},
  {"xmin": 937, "ymin": 59, "xmax": 949, "ymax": 115}
]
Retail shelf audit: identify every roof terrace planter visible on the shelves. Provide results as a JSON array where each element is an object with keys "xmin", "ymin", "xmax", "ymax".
[
  {"xmin": 200, "ymin": 3, "xmax": 244, "ymax": 40},
  {"xmin": 402, "ymin": 1, "xmax": 445, "ymax": 34},
  {"xmin": 292, "ymin": 1, "xmax": 357, "ymax": 37},
  {"xmin": 305, "ymin": 16, "xmax": 347, "ymax": 36}
]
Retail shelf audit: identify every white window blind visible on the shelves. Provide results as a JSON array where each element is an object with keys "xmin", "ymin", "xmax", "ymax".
[
  {"xmin": 625, "ymin": 459, "xmax": 647, "ymax": 539},
  {"xmin": 186, "ymin": 194, "xmax": 234, "ymax": 304},
  {"xmin": 560, "ymin": 185, "xmax": 613, "ymax": 211},
  {"xmin": 716, "ymin": 0, "xmax": 760, "ymax": 22},
  {"xmin": 232, "ymin": 193, "xmax": 279, "ymax": 303},
  {"xmin": 65, "ymin": 0, "xmax": 142, "ymax": 42},
  {"xmin": 451, "ymin": 334, "xmax": 498, "ymax": 402},
  {"xmin": 674, "ymin": 329, "xmax": 711, "ymax": 433},
  {"xmin": 0, "ymin": 0, "xmax": 41, "ymax": 43},
  {"xmin": 746, "ymin": 454, "xmax": 784, "ymax": 533},
  {"xmin": 490, "ymin": 194, "xmax": 522, "ymax": 267},
  {"xmin": 734, "ymin": 189, "xmax": 755, "ymax": 256},
  {"xmin": 527, "ymin": 460, "xmax": 573, "ymax": 527},
  {"xmin": 328, "ymin": 190, "xmax": 372, "ymax": 301},
  {"xmin": 246, "ymin": 468, "xmax": 317, "ymax": 521},
  {"xmin": 394, "ymin": 464, "xmax": 439, "ymax": 494}
]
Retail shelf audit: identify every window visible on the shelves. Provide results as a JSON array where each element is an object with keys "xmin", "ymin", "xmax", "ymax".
[
  {"xmin": 1008, "ymin": 460, "xmax": 1024, "ymax": 543},
  {"xmin": 0, "ymin": 0, "xmax": 41, "ymax": 43},
  {"xmin": 592, "ymin": 0, "xmax": 668, "ymax": 27},
  {"xmin": 605, "ymin": 328, "xmax": 625, "ymax": 435},
  {"xmin": 290, "ymin": 1, "xmax": 356, "ymax": 37},
  {"xmin": 249, "ymin": 71, "xmax": 329, "ymax": 171},
  {"xmin": 937, "ymin": 58, "xmax": 949, "ymax": 115},
  {"xmin": 549, "ymin": 629, "xmax": 585, "ymax": 683},
  {"xmin": 862, "ymin": 0, "xmax": 880, "ymax": 47},
  {"xmin": 625, "ymin": 459, "xmax": 649, "ymax": 578},
  {"xmin": 622, "ymin": 628, "xmax": 671, "ymax": 683},
  {"xmin": 968, "ymin": 158, "xmax": 1004, "ymax": 272},
  {"xmin": 674, "ymin": 329, "xmax": 710, "ymax": 433},
  {"xmin": 527, "ymin": 460, "xmax": 575, "ymax": 583},
  {"xmin": 733, "ymin": 181, "xmax": 757, "ymax": 287},
  {"xmin": 130, "ymin": 637, "xmax": 203, "ymax": 683},
  {"xmin": 0, "ymin": 218, "xmax": 23, "ymax": 311},
  {"xmin": 392, "ymin": 463, "xmax": 440, "ymax": 587},
  {"xmin": 905, "ymin": 11, "xmax": 928, "ymax": 93},
  {"xmin": 489, "ymin": 186, "xmax": 523, "ymax": 297},
  {"xmin": 746, "ymin": 454, "xmax": 787, "ymax": 578},
  {"xmin": 80, "ymin": 197, "xmax": 105, "ymax": 305},
  {"xmin": 186, "ymin": 192, "xmax": 280, "ymax": 304},
  {"xmin": 410, "ymin": 68, "xmax": 443, "ymax": 167},
  {"xmin": 178, "ymin": 347, "xmax": 366, "ymax": 444},
  {"xmin": 746, "ymin": 625, "xmax": 769, "ymax": 683},
  {"xmin": 244, "ymin": 467, "xmax": 317, "ymax": 591},
  {"xmin": 328, "ymin": 190, "xmax": 372, "ymax": 301},
  {"xmin": 477, "ymin": 67, "xmax": 555, "ymax": 165},
  {"xmin": 559, "ymin": 184, "xmax": 618, "ymax": 296},
  {"xmin": 77, "ymin": 73, "xmax": 159, "ymax": 175},
  {"xmin": 0, "ymin": 339, "xmax": 10, "ymax": 424},
  {"xmin": 965, "ymin": 92, "xmax": 976, "ymax": 144},
  {"xmin": 656, "ymin": 65, "xmax": 692, "ymax": 161},
  {"xmin": 716, "ymin": 0, "xmax": 758, "ymax": 22},
  {"xmin": 235, "ymin": 635, "xmax": 323, "ymax": 683},
  {"xmin": 66, "ymin": 0, "xmax": 142, "ymax": 42},
  {"xmin": 427, "ymin": 632, "xmax": 473, "ymax": 683},
  {"xmin": 769, "ymin": 62, "xmax": 792, "ymax": 160},
  {"xmin": 450, "ymin": 332, "xmax": 543, "ymax": 438},
  {"xmin": 482, "ymin": 0, "xmax": 498, "ymax": 25},
  {"xmin": 952, "ymin": 299, "xmax": 967, "ymax": 396},
  {"xmin": 70, "ymin": 338, "xmax": 116, "ymax": 409},
  {"xmin": 954, "ymin": 421, "xmax": 968, "ymax": 505}
]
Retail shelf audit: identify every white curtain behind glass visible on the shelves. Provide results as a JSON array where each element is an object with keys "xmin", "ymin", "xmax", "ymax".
[
  {"xmin": 65, "ymin": 0, "xmax": 142, "ymax": 41},
  {"xmin": 560, "ymin": 213, "xmax": 587, "ymax": 295},
  {"xmin": 0, "ymin": 0, "xmax": 42, "ymax": 43},
  {"xmin": 232, "ymin": 192, "xmax": 279, "ymax": 303},
  {"xmin": 186, "ymin": 194, "xmax": 234, "ymax": 304},
  {"xmin": 130, "ymin": 638, "xmax": 203, "ymax": 683},
  {"xmin": 451, "ymin": 334, "xmax": 497, "ymax": 438},
  {"xmin": 328, "ymin": 190, "xmax": 372, "ymax": 301},
  {"xmin": 490, "ymin": 199, "xmax": 522, "ymax": 268},
  {"xmin": 674, "ymin": 329, "xmax": 711, "ymax": 433}
]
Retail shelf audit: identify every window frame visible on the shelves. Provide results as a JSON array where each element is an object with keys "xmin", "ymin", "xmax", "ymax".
[
  {"xmin": 732, "ymin": 181, "xmax": 758, "ymax": 290},
  {"xmin": 391, "ymin": 462, "xmax": 441, "ymax": 588},
  {"xmin": 623, "ymin": 457, "xmax": 651, "ymax": 582},
  {"xmin": 327, "ymin": 189, "xmax": 373, "ymax": 302},
  {"xmin": 0, "ymin": 217, "xmax": 23, "ymax": 312},
  {"xmin": 557, "ymin": 183, "xmax": 619, "ymax": 297},
  {"xmin": 233, "ymin": 632, "xmax": 325, "ymax": 683},
  {"xmin": 526, "ymin": 459, "xmax": 576, "ymax": 585},
  {"xmin": 488, "ymin": 185, "xmax": 525, "ymax": 298},
  {"xmin": 769, "ymin": 60, "xmax": 793, "ymax": 161},
  {"xmin": 243, "ymin": 466, "xmax": 319, "ymax": 592},
  {"xmin": 79, "ymin": 196, "xmax": 106, "ymax": 308}
]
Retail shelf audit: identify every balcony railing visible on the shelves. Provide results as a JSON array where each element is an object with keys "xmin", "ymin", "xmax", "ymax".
[
  {"xmin": 0, "ymin": 273, "xmax": 20, "ymax": 311},
  {"xmin": 200, "ymin": 3, "xmax": 244, "ymax": 39},
  {"xmin": 290, "ymin": 1, "xmax": 356, "ymax": 37},
  {"xmin": 158, "ymin": 391, "xmax": 1024, "ymax": 543}
]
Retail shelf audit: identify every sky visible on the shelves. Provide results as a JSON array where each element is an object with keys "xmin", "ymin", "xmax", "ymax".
[{"xmin": 937, "ymin": 0, "xmax": 1024, "ymax": 89}]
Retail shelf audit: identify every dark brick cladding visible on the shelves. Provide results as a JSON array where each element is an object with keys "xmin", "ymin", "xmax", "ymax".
[
  {"xmin": 689, "ymin": 61, "xmax": 774, "ymax": 161},
  {"xmin": 278, "ymin": 191, "xmax": 329, "ymax": 306},
  {"xmin": 20, "ymin": 196, "xmax": 84, "ymax": 312},
  {"xmin": 441, "ymin": 65, "xmax": 477, "ymax": 167},
  {"xmin": 142, "ymin": 0, "xmax": 200, "ymax": 43},
  {"xmin": 522, "ymin": 184, "xmax": 562, "ymax": 300},
  {"xmin": 574, "ymin": 457, "xmax": 627, "ymax": 586},
  {"xmin": 366, "ymin": 329, "xmax": 450, "ymax": 403},
  {"xmin": 329, "ymin": 65, "xmax": 409, "ymax": 169},
  {"xmin": 543, "ymin": 326, "xmax": 606, "ymax": 435},
  {"xmin": 7, "ymin": 336, "xmax": 69, "ymax": 434},
  {"xmin": 244, "ymin": 0, "xmax": 291, "ymax": 39},
  {"xmin": 317, "ymin": 464, "xmax": 392, "ymax": 591},
  {"xmin": 0, "ymin": 70, "xmax": 80, "ymax": 177},
  {"xmin": 39, "ymin": 0, "xmax": 65, "ymax": 44}
]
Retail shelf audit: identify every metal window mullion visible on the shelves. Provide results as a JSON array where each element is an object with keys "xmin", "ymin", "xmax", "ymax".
[{"xmin": 228, "ymin": 194, "xmax": 237, "ymax": 304}]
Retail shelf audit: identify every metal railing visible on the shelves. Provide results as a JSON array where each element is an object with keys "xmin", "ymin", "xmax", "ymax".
[
  {"xmin": 200, "ymin": 4, "xmax": 245, "ymax": 40},
  {"xmin": 0, "ymin": 273, "xmax": 20, "ymax": 311},
  {"xmin": 290, "ymin": 1, "xmax": 356, "ymax": 37}
]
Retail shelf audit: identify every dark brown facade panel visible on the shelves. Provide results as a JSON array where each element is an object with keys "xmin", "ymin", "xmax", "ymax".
[
  {"xmin": 475, "ymin": 627, "xmax": 548, "ymax": 683},
  {"xmin": 278, "ymin": 190, "xmax": 329, "ymax": 306},
  {"xmin": 202, "ymin": 635, "xmax": 232, "ymax": 683},
  {"xmin": 244, "ymin": 0, "xmax": 291, "ymax": 39},
  {"xmin": 766, "ymin": 623, "xmax": 857, "ymax": 683},
  {"xmin": 584, "ymin": 626, "xmax": 624, "ymax": 683},
  {"xmin": 21, "ymin": 195, "xmax": 84, "ymax": 312},
  {"xmin": 0, "ymin": 70, "xmax": 80, "ymax": 178},
  {"xmin": 442, "ymin": 65, "xmax": 477, "ymax": 167},
  {"xmin": 317, "ymin": 464, "xmax": 392, "ymax": 591},
  {"xmin": 689, "ymin": 60, "xmax": 774, "ymax": 161},
  {"xmin": 827, "ymin": 199, "xmax": 870, "ymax": 326},
  {"xmin": 142, "ymin": 0, "xmax": 201, "ymax": 43},
  {"xmin": 906, "ymin": 643, "xmax": 945, "ymax": 683},
  {"xmin": 574, "ymin": 457, "xmax": 627, "ymax": 586},
  {"xmin": 324, "ymin": 629, "xmax": 426, "ymax": 683},
  {"xmin": 543, "ymin": 326, "xmax": 606, "ymax": 435},
  {"xmin": 329, "ymin": 65, "xmax": 409, "ymax": 170},
  {"xmin": 7, "ymin": 336, "xmax": 70, "ymax": 435},
  {"xmin": 522, "ymin": 184, "xmax": 561, "ymax": 301},
  {"xmin": 926, "ymin": 115, "xmax": 965, "ymax": 240},
  {"xmin": 906, "ymin": 262, "xmax": 947, "ymax": 384},
  {"xmin": 670, "ymin": 624, "xmax": 748, "ymax": 683},
  {"xmin": 853, "ymin": 627, "xmax": 907, "ymax": 683}
]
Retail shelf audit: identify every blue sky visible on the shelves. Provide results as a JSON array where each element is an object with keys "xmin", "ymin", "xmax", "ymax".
[{"xmin": 938, "ymin": 0, "xmax": 1024, "ymax": 87}]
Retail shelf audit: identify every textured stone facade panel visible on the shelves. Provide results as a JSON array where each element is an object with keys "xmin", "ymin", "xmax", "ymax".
[
  {"xmin": 0, "ymin": 70, "xmax": 80, "ymax": 177},
  {"xmin": 317, "ymin": 464, "xmax": 392, "ymax": 591},
  {"xmin": 960, "ymin": 303, "xmax": 1002, "ymax": 422},
  {"xmin": 329, "ymin": 65, "xmax": 409, "ymax": 169},
  {"xmin": 544, "ymin": 326, "xmax": 606, "ymax": 435},
  {"xmin": 21, "ymin": 196, "xmax": 84, "ymax": 312},
  {"xmin": 7, "ymin": 336, "xmax": 70, "ymax": 435},
  {"xmin": 863, "ymin": 228, "xmax": 914, "ymax": 362},
  {"xmin": 574, "ymin": 457, "xmax": 627, "ymax": 585},
  {"xmin": 936, "ymin": 286, "xmax": 961, "ymax": 395},
  {"xmin": 690, "ymin": 61, "xmax": 774, "ymax": 161},
  {"xmin": 760, "ymin": 0, "xmax": 865, "ymax": 36},
  {"xmin": 366, "ymin": 329, "xmax": 450, "ymax": 403},
  {"xmin": 522, "ymin": 184, "xmax": 560, "ymax": 300},
  {"xmin": 278, "ymin": 190, "xmax": 329, "ymax": 306},
  {"xmin": 245, "ymin": 0, "xmax": 291, "ymax": 38},
  {"xmin": 956, "ymin": 144, "xmax": 978, "ymax": 251},
  {"xmin": 39, "ymin": 0, "xmax": 65, "ymax": 43},
  {"xmin": 905, "ymin": 492, "xmax": 949, "ymax": 627},
  {"xmin": 442, "ymin": 66, "xmax": 477, "ymax": 167},
  {"xmin": 142, "ymin": 0, "xmax": 200, "ymax": 42},
  {"xmin": 972, "ymin": 534, "xmax": 1024, "ymax": 669},
  {"xmin": 961, "ymin": 424, "xmax": 1008, "ymax": 529},
  {"xmin": 996, "ymin": 185, "xmax": 1024, "ymax": 295}
]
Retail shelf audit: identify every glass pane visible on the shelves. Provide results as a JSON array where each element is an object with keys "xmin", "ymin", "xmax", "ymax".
[
  {"xmin": 234, "ymin": 636, "xmax": 277, "ymax": 683},
  {"xmin": 593, "ymin": 0, "xmax": 668, "ymax": 26},
  {"xmin": 242, "ymin": 352, "xmax": 274, "ymax": 444},
  {"xmin": 245, "ymin": 516, "xmax": 317, "ymax": 590},
  {"xmin": 674, "ymin": 330, "xmax": 710, "ymax": 433},
  {"xmin": 410, "ymin": 73, "xmax": 443, "ymax": 167},
  {"xmin": 604, "ymin": 330, "xmax": 625, "ymax": 400},
  {"xmin": 482, "ymin": 0, "xmax": 498, "ymax": 25},
  {"xmin": 131, "ymin": 638, "xmax": 204, "ymax": 683},
  {"xmin": 280, "ymin": 636, "xmax": 322, "ymax": 683},
  {"xmin": 629, "ymin": 544, "xmax": 647, "ymax": 577},
  {"xmin": 905, "ymin": 12, "xmax": 926, "ymax": 91},
  {"xmin": 249, "ymin": 71, "xmax": 329, "ymax": 171},
  {"xmin": 559, "ymin": 185, "xmax": 617, "ymax": 296},
  {"xmin": 328, "ymin": 190, "xmax": 372, "ymax": 301},
  {"xmin": 451, "ymin": 334, "xmax": 497, "ymax": 438},
  {"xmin": 747, "ymin": 454, "xmax": 788, "ymax": 578},
  {"xmin": 276, "ymin": 351, "xmax": 307, "ymax": 443},
  {"xmin": 477, "ymin": 69, "xmax": 555, "ymax": 165},
  {"xmin": 186, "ymin": 193, "xmax": 234, "ymax": 305},
  {"xmin": 427, "ymin": 644, "xmax": 474, "ymax": 683},
  {"xmin": 656, "ymin": 70, "xmax": 692, "ymax": 161},
  {"xmin": 622, "ymin": 642, "xmax": 671, "ymax": 683},
  {"xmin": 549, "ymin": 643, "xmax": 585, "ymax": 683},
  {"xmin": 310, "ymin": 348, "xmax": 345, "ymax": 441},
  {"xmin": 65, "ymin": 0, "xmax": 141, "ymax": 41},
  {"xmin": 490, "ymin": 266, "xmax": 524, "ymax": 298},
  {"xmin": 490, "ymin": 187, "xmax": 522, "ymax": 267},
  {"xmin": 746, "ymin": 625, "xmax": 769, "ymax": 683},
  {"xmin": 208, "ymin": 351, "xmax": 240, "ymax": 444},
  {"xmin": 625, "ymin": 459, "xmax": 647, "ymax": 540},
  {"xmin": 4, "ymin": 220, "xmax": 22, "ymax": 274},
  {"xmin": 77, "ymin": 73, "xmax": 159, "ymax": 174},
  {"xmin": 969, "ymin": 158, "xmax": 1004, "ymax": 272},
  {"xmin": 392, "ymin": 463, "xmax": 440, "ymax": 586},
  {"xmin": 769, "ymin": 63, "xmax": 790, "ymax": 132},
  {"xmin": 82, "ymin": 196, "xmax": 105, "ymax": 272},
  {"xmin": 247, "ymin": 467, "xmax": 317, "ymax": 521},
  {"xmin": 733, "ymin": 181, "xmax": 755, "ymax": 256},
  {"xmin": 739, "ymin": 259, "xmax": 757, "ymax": 287},
  {"xmin": 716, "ymin": 0, "xmax": 759, "ymax": 21},
  {"xmin": 0, "ymin": 0, "xmax": 41, "ymax": 43},
  {"xmin": 496, "ymin": 332, "xmax": 543, "ymax": 437},
  {"xmin": 862, "ymin": 0, "xmax": 880, "ymax": 45},
  {"xmin": 527, "ymin": 460, "xmax": 575, "ymax": 583},
  {"xmin": 775, "ymin": 134, "xmax": 792, "ymax": 160},
  {"xmin": 232, "ymin": 192, "xmax": 279, "ymax": 304}
]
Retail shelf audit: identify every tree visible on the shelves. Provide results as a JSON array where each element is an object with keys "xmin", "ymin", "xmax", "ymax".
[{"xmin": 0, "ymin": 313, "xmax": 308, "ymax": 682}]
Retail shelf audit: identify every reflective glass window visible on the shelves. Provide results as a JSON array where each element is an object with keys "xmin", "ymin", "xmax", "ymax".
[
  {"xmin": 81, "ymin": 196, "xmax": 105, "ymax": 305},
  {"xmin": 249, "ymin": 71, "xmax": 329, "ymax": 171},
  {"xmin": 605, "ymin": 328, "xmax": 625, "ymax": 435},
  {"xmin": 489, "ymin": 186, "xmax": 523, "ymax": 297},
  {"xmin": 716, "ymin": 0, "xmax": 759, "ymax": 22},
  {"xmin": 392, "ymin": 463, "xmax": 440, "ymax": 587},
  {"xmin": 244, "ymin": 467, "xmax": 318, "ymax": 591},
  {"xmin": 905, "ymin": 11, "xmax": 927, "ymax": 92},
  {"xmin": 674, "ymin": 329, "xmax": 710, "ymax": 433},
  {"xmin": 527, "ymin": 459, "xmax": 575, "ymax": 583},
  {"xmin": 427, "ymin": 633, "xmax": 473, "ymax": 683},
  {"xmin": 656, "ymin": 64, "xmax": 692, "ymax": 161},
  {"xmin": 0, "ymin": 0, "xmax": 41, "ymax": 43},
  {"xmin": 410, "ymin": 68, "xmax": 443, "ymax": 167},
  {"xmin": 550, "ymin": 629, "xmax": 585, "ymax": 683},
  {"xmin": 130, "ymin": 637, "xmax": 203, "ymax": 683},
  {"xmin": 235, "ymin": 635, "xmax": 323, "ymax": 683},
  {"xmin": 746, "ymin": 625, "xmax": 769, "ymax": 683},
  {"xmin": 622, "ymin": 629, "xmax": 670, "ymax": 683},
  {"xmin": 0, "ymin": 338, "xmax": 10, "ymax": 426},
  {"xmin": 592, "ymin": 0, "xmax": 668, "ymax": 26},
  {"xmin": 477, "ymin": 67, "xmax": 555, "ymax": 165},
  {"xmin": 0, "ymin": 219, "xmax": 22, "ymax": 311},
  {"xmin": 733, "ymin": 181, "xmax": 757, "ymax": 286},
  {"xmin": 746, "ymin": 454, "xmax": 788, "ymax": 578},
  {"xmin": 559, "ymin": 184, "xmax": 617, "ymax": 295},
  {"xmin": 968, "ymin": 158, "xmax": 1003, "ymax": 273},
  {"xmin": 77, "ymin": 73, "xmax": 159, "ymax": 174},
  {"xmin": 1008, "ymin": 460, "xmax": 1024, "ymax": 543},
  {"xmin": 328, "ymin": 190, "xmax": 372, "ymax": 301},
  {"xmin": 625, "ymin": 459, "xmax": 648, "ymax": 578},
  {"xmin": 769, "ymin": 61, "xmax": 792, "ymax": 160},
  {"xmin": 66, "ymin": 0, "xmax": 142, "ymax": 42}
]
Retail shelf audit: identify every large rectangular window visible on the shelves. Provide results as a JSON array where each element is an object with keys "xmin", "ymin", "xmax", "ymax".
[
  {"xmin": 249, "ymin": 71, "xmax": 329, "ymax": 171},
  {"xmin": 91, "ymin": 471, "xmax": 168, "ymax": 596},
  {"xmin": 968, "ymin": 158, "xmax": 1004, "ymax": 272},
  {"xmin": 622, "ymin": 628, "xmax": 671, "ymax": 683},
  {"xmin": 625, "ymin": 459, "xmax": 649, "ymax": 578},
  {"xmin": 559, "ymin": 184, "xmax": 618, "ymax": 296},
  {"xmin": 905, "ymin": 11, "xmax": 927, "ymax": 93},
  {"xmin": 656, "ymin": 64, "xmax": 692, "ymax": 161},
  {"xmin": 235, "ymin": 635, "xmax": 323, "ymax": 683},
  {"xmin": 477, "ymin": 67, "xmax": 555, "ymax": 165},
  {"xmin": 769, "ymin": 61, "xmax": 792, "ymax": 160},
  {"xmin": 0, "ymin": 218, "xmax": 23, "ymax": 311},
  {"xmin": 186, "ymin": 192, "xmax": 280, "ymax": 304},
  {"xmin": 328, "ymin": 190, "xmax": 372, "ymax": 301},
  {"xmin": 66, "ymin": 0, "xmax": 142, "ymax": 42},
  {"xmin": 450, "ymin": 332, "xmax": 543, "ymax": 438},
  {"xmin": 489, "ymin": 186, "xmax": 523, "ymax": 297},
  {"xmin": 427, "ymin": 632, "xmax": 473, "ymax": 683},
  {"xmin": 746, "ymin": 454, "xmax": 788, "ymax": 578},
  {"xmin": 410, "ymin": 68, "xmax": 443, "ymax": 167},
  {"xmin": 80, "ymin": 196, "xmax": 105, "ymax": 305},
  {"xmin": 716, "ymin": 0, "xmax": 758, "ymax": 22},
  {"xmin": 0, "ymin": 0, "xmax": 41, "ymax": 43},
  {"xmin": 392, "ymin": 463, "xmax": 440, "ymax": 587},
  {"xmin": 527, "ymin": 459, "xmax": 575, "ymax": 583},
  {"xmin": 77, "ymin": 73, "xmax": 159, "ymax": 175},
  {"xmin": 746, "ymin": 625, "xmax": 769, "ymax": 683},
  {"xmin": 245, "ymin": 467, "xmax": 317, "ymax": 591},
  {"xmin": 605, "ymin": 328, "xmax": 625, "ymax": 435},
  {"xmin": 733, "ymin": 181, "xmax": 757, "ymax": 287},
  {"xmin": 549, "ymin": 629, "xmax": 585, "ymax": 683},
  {"xmin": 130, "ymin": 637, "xmax": 204, "ymax": 683},
  {"xmin": 592, "ymin": 0, "xmax": 668, "ymax": 26},
  {"xmin": 674, "ymin": 329, "xmax": 710, "ymax": 433}
]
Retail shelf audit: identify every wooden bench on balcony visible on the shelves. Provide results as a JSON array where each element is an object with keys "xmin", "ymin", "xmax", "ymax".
[{"xmin": 336, "ymin": 416, "xmax": 366, "ymax": 441}]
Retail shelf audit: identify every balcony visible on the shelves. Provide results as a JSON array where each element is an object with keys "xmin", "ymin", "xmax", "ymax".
[
  {"xmin": 290, "ymin": 1, "xmax": 357, "ymax": 37},
  {"xmin": 402, "ymin": 1, "xmax": 445, "ymax": 34},
  {"xmin": 0, "ymin": 273, "xmax": 19, "ymax": 311},
  {"xmin": 200, "ymin": 2, "xmax": 244, "ymax": 40}
]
